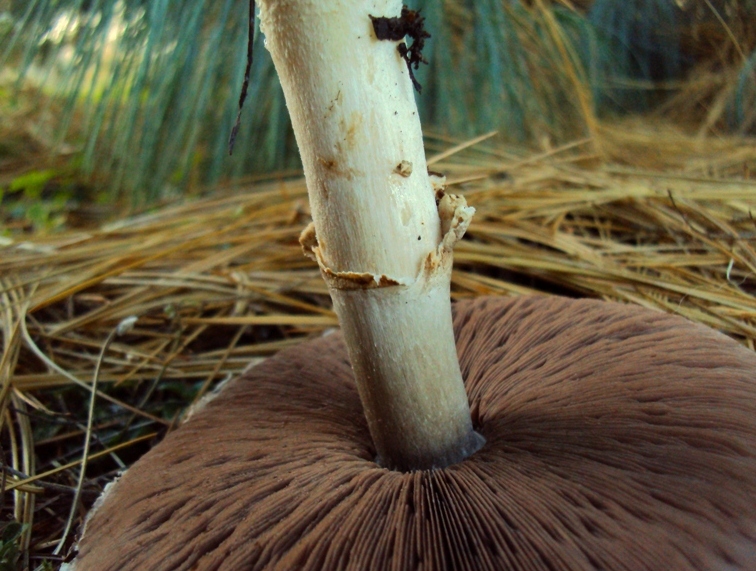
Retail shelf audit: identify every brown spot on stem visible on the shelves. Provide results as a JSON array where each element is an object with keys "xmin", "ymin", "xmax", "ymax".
[
  {"xmin": 340, "ymin": 111, "xmax": 363, "ymax": 149},
  {"xmin": 394, "ymin": 160, "xmax": 413, "ymax": 177},
  {"xmin": 318, "ymin": 157, "xmax": 337, "ymax": 171},
  {"xmin": 317, "ymin": 156, "xmax": 359, "ymax": 181}
]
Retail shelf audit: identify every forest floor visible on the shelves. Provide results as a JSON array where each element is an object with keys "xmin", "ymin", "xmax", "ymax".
[{"xmin": 2, "ymin": 117, "xmax": 756, "ymax": 569}]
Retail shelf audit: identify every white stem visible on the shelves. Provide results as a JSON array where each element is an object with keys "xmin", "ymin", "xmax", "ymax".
[{"xmin": 259, "ymin": 0, "xmax": 483, "ymax": 470}]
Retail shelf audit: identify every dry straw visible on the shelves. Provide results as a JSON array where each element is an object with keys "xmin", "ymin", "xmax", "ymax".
[{"xmin": 1, "ymin": 120, "xmax": 756, "ymax": 564}]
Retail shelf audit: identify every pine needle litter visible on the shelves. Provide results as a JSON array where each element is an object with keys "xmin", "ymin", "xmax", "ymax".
[{"xmin": 1, "ymin": 121, "xmax": 756, "ymax": 567}]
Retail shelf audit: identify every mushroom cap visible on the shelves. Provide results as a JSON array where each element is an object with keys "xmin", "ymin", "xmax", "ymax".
[{"xmin": 72, "ymin": 296, "xmax": 756, "ymax": 570}]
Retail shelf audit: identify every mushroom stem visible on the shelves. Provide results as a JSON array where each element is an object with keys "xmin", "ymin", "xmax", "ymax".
[{"xmin": 258, "ymin": 0, "xmax": 483, "ymax": 470}]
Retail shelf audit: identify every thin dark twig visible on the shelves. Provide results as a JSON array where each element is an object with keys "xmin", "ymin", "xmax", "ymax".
[
  {"xmin": 667, "ymin": 189, "xmax": 693, "ymax": 230},
  {"xmin": 117, "ymin": 326, "xmax": 184, "ymax": 441},
  {"xmin": 53, "ymin": 317, "xmax": 137, "ymax": 557},
  {"xmin": 229, "ymin": 0, "xmax": 256, "ymax": 155},
  {"xmin": 1, "ymin": 465, "xmax": 98, "ymax": 496},
  {"xmin": 0, "ymin": 444, "xmax": 6, "ymax": 514}
]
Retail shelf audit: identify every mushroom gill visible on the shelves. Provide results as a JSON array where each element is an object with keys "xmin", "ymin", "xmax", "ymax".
[{"xmin": 71, "ymin": 296, "xmax": 756, "ymax": 570}]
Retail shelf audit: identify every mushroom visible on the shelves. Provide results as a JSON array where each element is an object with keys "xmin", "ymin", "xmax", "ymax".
[
  {"xmin": 70, "ymin": 296, "xmax": 756, "ymax": 569},
  {"xmin": 66, "ymin": 1, "xmax": 756, "ymax": 569}
]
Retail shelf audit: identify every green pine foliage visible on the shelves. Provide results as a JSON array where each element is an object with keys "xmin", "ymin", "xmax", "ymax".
[
  {"xmin": 2, "ymin": 0, "xmax": 754, "ymax": 205},
  {"xmin": 586, "ymin": 0, "xmax": 683, "ymax": 111},
  {"xmin": 5, "ymin": 0, "xmax": 296, "ymax": 206},
  {"xmin": 415, "ymin": 0, "xmax": 596, "ymax": 142},
  {"xmin": 730, "ymin": 48, "xmax": 756, "ymax": 133}
]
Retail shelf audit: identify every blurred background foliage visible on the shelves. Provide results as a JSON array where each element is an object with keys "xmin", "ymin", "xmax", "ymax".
[{"xmin": 0, "ymin": 0, "xmax": 755, "ymax": 215}]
